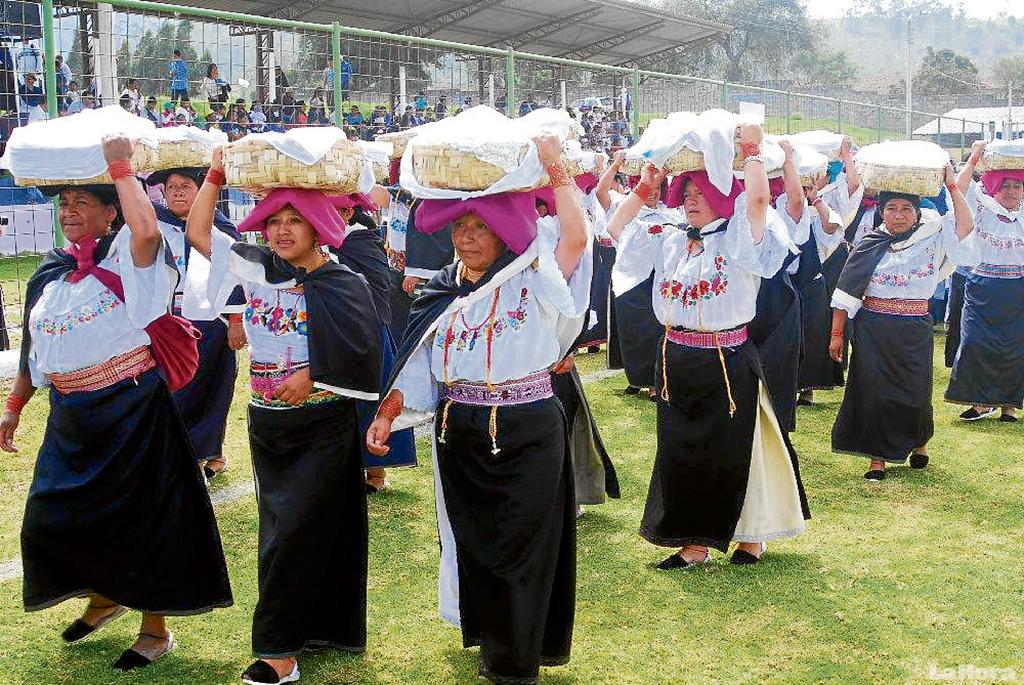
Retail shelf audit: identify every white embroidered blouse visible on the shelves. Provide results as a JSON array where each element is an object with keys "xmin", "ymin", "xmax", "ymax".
[
  {"xmin": 961, "ymin": 181, "xmax": 1024, "ymax": 274},
  {"xmin": 27, "ymin": 227, "xmax": 175, "ymax": 386},
  {"xmin": 612, "ymin": 193, "xmax": 793, "ymax": 332},
  {"xmin": 830, "ymin": 210, "xmax": 981, "ymax": 318},
  {"xmin": 392, "ymin": 218, "xmax": 592, "ymax": 421}
]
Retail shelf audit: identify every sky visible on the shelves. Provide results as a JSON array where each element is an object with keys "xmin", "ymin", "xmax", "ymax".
[{"xmin": 803, "ymin": 0, "xmax": 1024, "ymax": 19}]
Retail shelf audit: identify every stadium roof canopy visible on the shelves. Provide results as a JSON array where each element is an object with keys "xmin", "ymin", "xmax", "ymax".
[{"xmin": 181, "ymin": 0, "xmax": 732, "ymax": 67}]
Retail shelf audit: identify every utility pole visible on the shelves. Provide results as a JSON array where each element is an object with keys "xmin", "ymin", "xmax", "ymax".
[
  {"xmin": 1009, "ymin": 83, "xmax": 1014, "ymax": 140},
  {"xmin": 905, "ymin": 15, "xmax": 913, "ymax": 137}
]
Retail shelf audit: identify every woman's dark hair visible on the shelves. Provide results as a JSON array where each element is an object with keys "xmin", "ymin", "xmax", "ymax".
[
  {"xmin": 349, "ymin": 206, "xmax": 379, "ymax": 232},
  {"xmin": 206, "ymin": 63, "xmax": 217, "ymax": 78},
  {"xmin": 51, "ymin": 185, "xmax": 125, "ymax": 231}
]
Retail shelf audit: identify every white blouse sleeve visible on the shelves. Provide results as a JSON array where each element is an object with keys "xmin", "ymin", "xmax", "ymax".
[
  {"xmin": 941, "ymin": 212, "xmax": 982, "ymax": 268},
  {"xmin": 531, "ymin": 216, "xmax": 593, "ymax": 320},
  {"xmin": 611, "ymin": 218, "xmax": 658, "ymax": 296},
  {"xmin": 963, "ymin": 181, "xmax": 982, "ymax": 222},
  {"xmin": 812, "ymin": 207, "xmax": 845, "ymax": 260},
  {"xmin": 723, "ymin": 193, "xmax": 793, "ymax": 278},
  {"xmin": 113, "ymin": 226, "xmax": 175, "ymax": 329},
  {"xmin": 775, "ymin": 192, "xmax": 811, "ymax": 246},
  {"xmin": 822, "ymin": 173, "xmax": 863, "ymax": 219},
  {"xmin": 183, "ymin": 229, "xmax": 245, "ymax": 321},
  {"xmin": 392, "ymin": 342, "xmax": 440, "ymax": 429}
]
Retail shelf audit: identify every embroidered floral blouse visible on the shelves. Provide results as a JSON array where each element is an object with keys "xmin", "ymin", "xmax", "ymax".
[
  {"xmin": 612, "ymin": 193, "xmax": 792, "ymax": 332},
  {"xmin": 831, "ymin": 211, "xmax": 981, "ymax": 318},
  {"xmin": 27, "ymin": 227, "xmax": 175, "ymax": 386},
  {"xmin": 393, "ymin": 218, "xmax": 592, "ymax": 418},
  {"xmin": 609, "ymin": 204, "xmax": 684, "ymax": 297},
  {"xmin": 960, "ymin": 182, "xmax": 1024, "ymax": 275},
  {"xmin": 192, "ymin": 230, "xmax": 357, "ymax": 409}
]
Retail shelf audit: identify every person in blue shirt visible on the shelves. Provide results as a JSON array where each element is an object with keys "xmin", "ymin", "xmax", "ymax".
[
  {"xmin": 340, "ymin": 55, "xmax": 353, "ymax": 103},
  {"xmin": 345, "ymin": 105, "xmax": 364, "ymax": 127},
  {"xmin": 414, "ymin": 91, "xmax": 427, "ymax": 111},
  {"xmin": 168, "ymin": 49, "xmax": 189, "ymax": 105}
]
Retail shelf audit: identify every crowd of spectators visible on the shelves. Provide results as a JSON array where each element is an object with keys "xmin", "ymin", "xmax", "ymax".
[{"xmin": 2, "ymin": 42, "xmax": 633, "ymax": 159}]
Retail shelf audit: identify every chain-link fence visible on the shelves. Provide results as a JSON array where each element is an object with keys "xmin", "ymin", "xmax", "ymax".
[{"xmin": 0, "ymin": 0, "xmax": 994, "ymax": 348}]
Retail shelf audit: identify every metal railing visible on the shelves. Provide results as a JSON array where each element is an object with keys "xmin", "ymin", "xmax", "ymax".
[{"xmin": 0, "ymin": 0, "xmax": 993, "ymax": 347}]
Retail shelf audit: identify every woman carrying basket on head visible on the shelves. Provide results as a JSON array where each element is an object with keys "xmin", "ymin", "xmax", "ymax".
[
  {"xmin": 604, "ymin": 123, "xmax": 810, "ymax": 569},
  {"xmin": 944, "ymin": 141, "xmax": 1024, "ymax": 422},
  {"xmin": 830, "ymin": 162, "xmax": 977, "ymax": 481},
  {"xmin": 366, "ymin": 134, "xmax": 590, "ymax": 685},
  {"xmin": 185, "ymin": 148, "xmax": 384, "ymax": 685},
  {"xmin": 0, "ymin": 136, "xmax": 232, "ymax": 671}
]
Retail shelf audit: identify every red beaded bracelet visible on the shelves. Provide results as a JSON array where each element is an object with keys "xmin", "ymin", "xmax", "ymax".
[
  {"xmin": 545, "ymin": 162, "xmax": 572, "ymax": 190},
  {"xmin": 739, "ymin": 142, "xmax": 761, "ymax": 159},
  {"xmin": 5, "ymin": 394, "xmax": 27, "ymax": 415},
  {"xmin": 206, "ymin": 167, "xmax": 226, "ymax": 187},
  {"xmin": 633, "ymin": 182, "xmax": 654, "ymax": 203},
  {"xmin": 376, "ymin": 392, "xmax": 403, "ymax": 422},
  {"xmin": 107, "ymin": 159, "xmax": 134, "ymax": 181},
  {"xmin": 227, "ymin": 313, "xmax": 243, "ymax": 325}
]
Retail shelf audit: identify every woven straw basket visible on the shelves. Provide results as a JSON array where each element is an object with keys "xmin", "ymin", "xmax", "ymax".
[
  {"xmin": 376, "ymin": 130, "xmax": 418, "ymax": 159},
  {"xmin": 15, "ymin": 139, "xmax": 215, "ymax": 187},
  {"xmin": 223, "ymin": 137, "xmax": 364, "ymax": 195},
  {"xmin": 800, "ymin": 170, "xmax": 827, "ymax": 187},
  {"xmin": 412, "ymin": 143, "xmax": 528, "ymax": 191},
  {"xmin": 858, "ymin": 161, "xmax": 944, "ymax": 197},
  {"xmin": 371, "ymin": 160, "xmax": 389, "ymax": 183},
  {"xmin": 977, "ymin": 151, "xmax": 1024, "ymax": 172}
]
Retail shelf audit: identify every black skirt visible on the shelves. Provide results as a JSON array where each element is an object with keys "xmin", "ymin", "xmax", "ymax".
[
  {"xmin": 21, "ymin": 368, "xmax": 232, "ymax": 614},
  {"xmin": 945, "ymin": 275, "xmax": 1024, "ymax": 408},
  {"xmin": 750, "ymin": 272, "xmax": 801, "ymax": 433},
  {"xmin": 797, "ymin": 277, "xmax": 844, "ymax": 391},
  {"xmin": 387, "ymin": 268, "xmax": 415, "ymax": 345},
  {"xmin": 610, "ymin": 274, "xmax": 661, "ymax": 388},
  {"xmin": 172, "ymin": 318, "xmax": 237, "ymax": 461},
  {"xmin": 944, "ymin": 270, "xmax": 967, "ymax": 368},
  {"xmin": 577, "ymin": 243, "xmax": 615, "ymax": 347},
  {"xmin": 248, "ymin": 399, "xmax": 367, "ymax": 657},
  {"xmin": 832, "ymin": 310, "xmax": 934, "ymax": 462},
  {"xmin": 551, "ymin": 368, "xmax": 620, "ymax": 505},
  {"xmin": 436, "ymin": 398, "xmax": 575, "ymax": 685},
  {"xmin": 640, "ymin": 340, "xmax": 808, "ymax": 552}
]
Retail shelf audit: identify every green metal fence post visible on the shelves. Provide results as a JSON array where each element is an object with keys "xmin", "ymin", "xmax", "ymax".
[
  {"xmin": 332, "ymin": 23, "xmax": 343, "ymax": 126},
  {"xmin": 785, "ymin": 91, "xmax": 792, "ymax": 134},
  {"xmin": 631, "ymin": 67, "xmax": 640, "ymax": 136},
  {"xmin": 721, "ymin": 81, "xmax": 728, "ymax": 109},
  {"xmin": 837, "ymin": 98, "xmax": 843, "ymax": 134},
  {"xmin": 876, "ymin": 105, "xmax": 883, "ymax": 143},
  {"xmin": 42, "ymin": 0, "xmax": 63, "ymax": 247},
  {"xmin": 506, "ymin": 47, "xmax": 515, "ymax": 117}
]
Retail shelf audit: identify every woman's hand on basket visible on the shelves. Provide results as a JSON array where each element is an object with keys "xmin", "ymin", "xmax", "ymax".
[
  {"xmin": 533, "ymin": 134, "xmax": 563, "ymax": 167},
  {"xmin": 366, "ymin": 416, "xmax": 393, "ymax": 457},
  {"xmin": 0, "ymin": 412, "xmax": 20, "ymax": 453},
  {"xmin": 967, "ymin": 141, "xmax": 985, "ymax": 167},
  {"xmin": 274, "ymin": 367, "xmax": 314, "ymax": 405},
  {"xmin": 101, "ymin": 135, "xmax": 135, "ymax": 163},
  {"xmin": 211, "ymin": 146, "xmax": 224, "ymax": 173},
  {"xmin": 640, "ymin": 163, "xmax": 669, "ymax": 189}
]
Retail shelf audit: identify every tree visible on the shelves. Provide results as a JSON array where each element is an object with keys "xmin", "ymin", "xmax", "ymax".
[
  {"xmin": 789, "ymin": 50, "xmax": 858, "ymax": 88},
  {"xmin": 914, "ymin": 47, "xmax": 981, "ymax": 95},
  {"xmin": 660, "ymin": 0, "xmax": 816, "ymax": 81},
  {"xmin": 993, "ymin": 55, "xmax": 1024, "ymax": 93}
]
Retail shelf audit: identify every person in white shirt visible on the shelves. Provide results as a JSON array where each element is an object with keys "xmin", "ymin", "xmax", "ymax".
[
  {"xmin": 604, "ymin": 123, "xmax": 809, "ymax": 569},
  {"xmin": 830, "ymin": 166, "xmax": 977, "ymax": 481},
  {"xmin": 366, "ymin": 135, "xmax": 589, "ymax": 685},
  {"xmin": 120, "ymin": 78, "xmax": 142, "ymax": 115},
  {"xmin": 15, "ymin": 38, "xmax": 42, "ymax": 84}
]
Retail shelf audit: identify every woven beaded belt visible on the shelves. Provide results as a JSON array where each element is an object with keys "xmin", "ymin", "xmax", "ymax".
[
  {"xmin": 444, "ymin": 370, "xmax": 553, "ymax": 406},
  {"xmin": 666, "ymin": 326, "xmax": 748, "ymax": 349},
  {"xmin": 973, "ymin": 263, "xmax": 1024, "ymax": 279},
  {"xmin": 249, "ymin": 361, "xmax": 338, "ymax": 409},
  {"xmin": 862, "ymin": 296, "xmax": 929, "ymax": 316},
  {"xmin": 49, "ymin": 346, "xmax": 156, "ymax": 395}
]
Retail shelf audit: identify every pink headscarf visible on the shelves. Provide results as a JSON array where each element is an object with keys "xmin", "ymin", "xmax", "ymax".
[
  {"xmin": 981, "ymin": 170, "xmax": 1024, "ymax": 198},
  {"xmin": 575, "ymin": 172, "xmax": 599, "ymax": 195},
  {"xmin": 532, "ymin": 172, "xmax": 602, "ymax": 215},
  {"xmin": 237, "ymin": 188, "xmax": 376, "ymax": 249},
  {"xmin": 768, "ymin": 176, "xmax": 786, "ymax": 202},
  {"xmin": 415, "ymin": 191, "xmax": 538, "ymax": 255},
  {"xmin": 664, "ymin": 170, "xmax": 743, "ymax": 219}
]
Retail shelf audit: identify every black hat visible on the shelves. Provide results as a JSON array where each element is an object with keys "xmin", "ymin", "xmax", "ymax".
[{"xmin": 143, "ymin": 167, "xmax": 208, "ymax": 188}]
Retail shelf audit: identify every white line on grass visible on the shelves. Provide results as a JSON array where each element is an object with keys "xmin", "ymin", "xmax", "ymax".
[{"xmin": 0, "ymin": 366, "xmax": 623, "ymax": 584}]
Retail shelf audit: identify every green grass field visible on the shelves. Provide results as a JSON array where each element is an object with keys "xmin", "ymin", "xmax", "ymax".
[{"xmin": 0, "ymin": 337, "xmax": 1021, "ymax": 684}]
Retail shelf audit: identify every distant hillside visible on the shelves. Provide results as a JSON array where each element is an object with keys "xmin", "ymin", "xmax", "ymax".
[{"xmin": 822, "ymin": 12, "xmax": 1024, "ymax": 85}]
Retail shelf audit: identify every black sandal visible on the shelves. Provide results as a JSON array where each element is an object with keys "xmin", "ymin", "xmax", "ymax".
[
  {"xmin": 62, "ymin": 602, "xmax": 127, "ymax": 643},
  {"xmin": 112, "ymin": 631, "xmax": 176, "ymax": 671},
  {"xmin": 909, "ymin": 452, "xmax": 929, "ymax": 469}
]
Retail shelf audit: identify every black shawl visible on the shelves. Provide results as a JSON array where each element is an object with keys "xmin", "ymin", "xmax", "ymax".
[
  {"xmin": 328, "ymin": 209, "xmax": 392, "ymax": 326},
  {"xmin": 231, "ymin": 243, "xmax": 383, "ymax": 396},
  {"xmin": 404, "ymin": 199, "xmax": 455, "ymax": 276}
]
